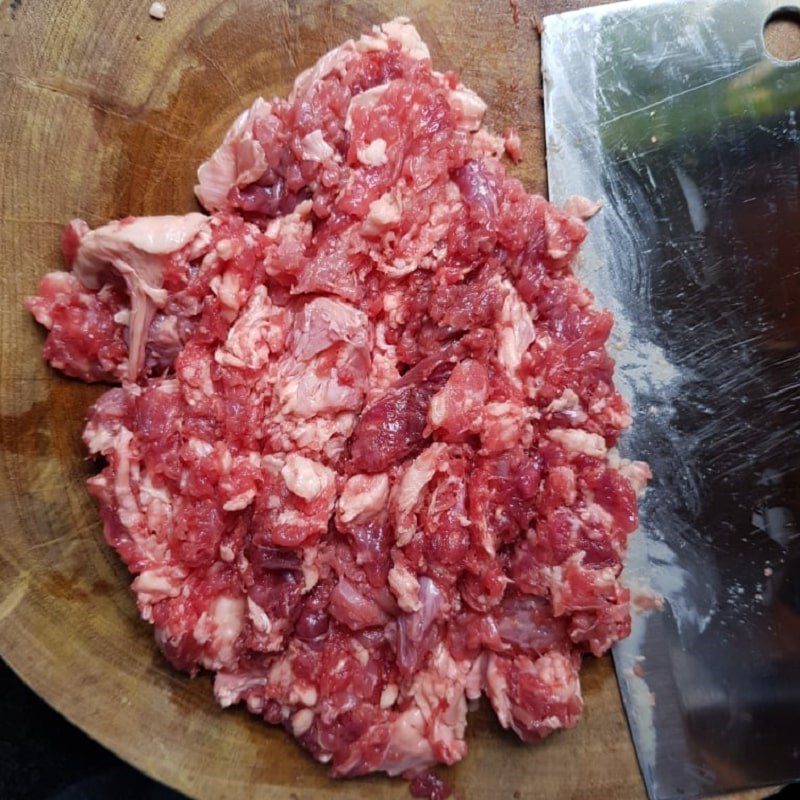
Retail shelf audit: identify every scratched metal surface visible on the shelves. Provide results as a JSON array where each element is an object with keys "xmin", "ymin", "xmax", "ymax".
[{"xmin": 542, "ymin": 1, "xmax": 800, "ymax": 798}]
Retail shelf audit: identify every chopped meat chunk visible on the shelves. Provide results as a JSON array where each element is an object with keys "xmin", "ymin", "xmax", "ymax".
[{"xmin": 26, "ymin": 16, "xmax": 647, "ymax": 792}]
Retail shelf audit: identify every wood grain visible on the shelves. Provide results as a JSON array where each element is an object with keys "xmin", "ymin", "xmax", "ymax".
[{"xmin": 0, "ymin": 2, "xmax": 780, "ymax": 799}]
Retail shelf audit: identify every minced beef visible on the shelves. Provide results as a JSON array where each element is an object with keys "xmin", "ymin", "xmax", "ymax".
[{"xmin": 26, "ymin": 17, "xmax": 649, "ymax": 789}]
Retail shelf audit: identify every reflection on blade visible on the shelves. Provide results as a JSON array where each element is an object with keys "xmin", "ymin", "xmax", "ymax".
[{"xmin": 542, "ymin": 1, "xmax": 800, "ymax": 798}]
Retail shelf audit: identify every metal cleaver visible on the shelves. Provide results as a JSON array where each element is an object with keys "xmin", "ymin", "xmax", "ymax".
[{"xmin": 542, "ymin": 1, "xmax": 800, "ymax": 798}]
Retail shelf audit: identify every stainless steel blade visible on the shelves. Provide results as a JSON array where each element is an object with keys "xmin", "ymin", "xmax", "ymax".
[{"xmin": 542, "ymin": 1, "xmax": 800, "ymax": 798}]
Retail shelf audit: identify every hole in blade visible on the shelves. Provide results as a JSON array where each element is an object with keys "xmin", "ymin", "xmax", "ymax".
[{"xmin": 764, "ymin": 8, "xmax": 800, "ymax": 62}]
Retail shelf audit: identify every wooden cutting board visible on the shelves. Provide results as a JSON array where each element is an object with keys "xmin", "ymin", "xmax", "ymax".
[{"xmin": 0, "ymin": 2, "xmax": 775, "ymax": 798}]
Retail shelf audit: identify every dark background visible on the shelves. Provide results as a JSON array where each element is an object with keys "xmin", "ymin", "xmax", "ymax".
[{"xmin": 1, "ymin": 660, "xmax": 183, "ymax": 800}]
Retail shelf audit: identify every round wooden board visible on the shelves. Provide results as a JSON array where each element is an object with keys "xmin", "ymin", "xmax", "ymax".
[{"xmin": 0, "ymin": 1, "xmax": 647, "ymax": 798}]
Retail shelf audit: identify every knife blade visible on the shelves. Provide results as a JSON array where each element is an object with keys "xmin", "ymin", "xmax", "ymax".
[{"xmin": 542, "ymin": 1, "xmax": 800, "ymax": 798}]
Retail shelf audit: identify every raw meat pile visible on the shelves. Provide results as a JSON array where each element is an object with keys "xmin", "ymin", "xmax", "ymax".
[{"xmin": 26, "ymin": 18, "xmax": 648, "ymax": 789}]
